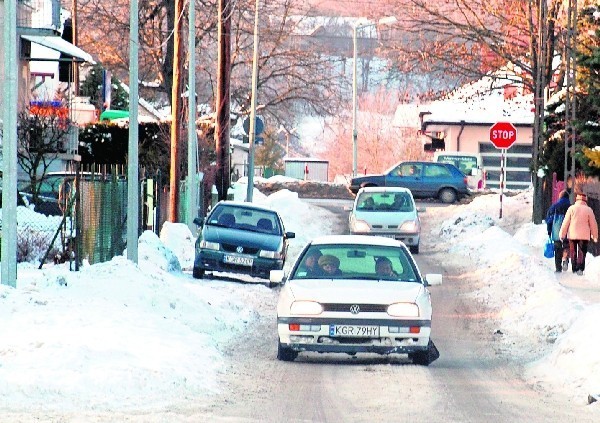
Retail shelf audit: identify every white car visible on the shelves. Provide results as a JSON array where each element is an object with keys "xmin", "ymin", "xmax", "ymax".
[
  {"xmin": 349, "ymin": 186, "xmax": 422, "ymax": 254},
  {"xmin": 271, "ymin": 235, "xmax": 442, "ymax": 365}
]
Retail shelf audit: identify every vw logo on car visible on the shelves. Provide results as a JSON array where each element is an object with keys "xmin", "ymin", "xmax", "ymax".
[{"xmin": 349, "ymin": 304, "xmax": 360, "ymax": 314}]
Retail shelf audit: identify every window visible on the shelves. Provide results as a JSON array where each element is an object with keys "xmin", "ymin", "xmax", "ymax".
[
  {"xmin": 292, "ymin": 244, "xmax": 418, "ymax": 281},
  {"xmin": 424, "ymin": 164, "xmax": 451, "ymax": 178}
]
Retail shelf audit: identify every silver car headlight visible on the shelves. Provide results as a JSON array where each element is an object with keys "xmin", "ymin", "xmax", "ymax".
[
  {"xmin": 259, "ymin": 250, "xmax": 283, "ymax": 259},
  {"xmin": 399, "ymin": 219, "xmax": 419, "ymax": 233},
  {"xmin": 199, "ymin": 240, "xmax": 220, "ymax": 251},
  {"xmin": 290, "ymin": 301, "xmax": 323, "ymax": 315},
  {"xmin": 351, "ymin": 219, "xmax": 371, "ymax": 233},
  {"xmin": 387, "ymin": 302, "xmax": 419, "ymax": 317}
]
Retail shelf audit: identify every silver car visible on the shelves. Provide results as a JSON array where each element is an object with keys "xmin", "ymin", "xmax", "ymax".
[{"xmin": 349, "ymin": 187, "xmax": 422, "ymax": 254}]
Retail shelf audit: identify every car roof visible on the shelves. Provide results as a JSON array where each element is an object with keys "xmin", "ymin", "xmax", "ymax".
[
  {"xmin": 309, "ymin": 234, "xmax": 407, "ymax": 248},
  {"xmin": 357, "ymin": 186, "xmax": 412, "ymax": 194},
  {"xmin": 214, "ymin": 200, "xmax": 276, "ymax": 213}
]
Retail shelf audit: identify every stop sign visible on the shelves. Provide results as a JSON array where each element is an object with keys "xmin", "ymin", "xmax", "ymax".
[{"xmin": 489, "ymin": 122, "xmax": 517, "ymax": 149}]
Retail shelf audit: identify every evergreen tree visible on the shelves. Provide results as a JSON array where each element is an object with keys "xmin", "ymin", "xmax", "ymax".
[
  {"xmin": 573, "ymin": 6, "xmax": 600, "ymax": 177},
  {"xmin": 540, "ymin": 6, "xmax": 600, "ymax": 179},
  {"xmin": 80, "ymin": 64, "xmax": 129, "ymax": 111}
]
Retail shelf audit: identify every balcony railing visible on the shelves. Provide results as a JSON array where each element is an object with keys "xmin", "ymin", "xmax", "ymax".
[{"xmin": 17, "ymin": 0, "xmax": 61, "ymax": 35}]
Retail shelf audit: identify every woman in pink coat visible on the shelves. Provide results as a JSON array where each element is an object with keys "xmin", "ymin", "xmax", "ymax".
[{"xmin": 559, "ymin": 193, "xmax": 599, "ymax": 275}]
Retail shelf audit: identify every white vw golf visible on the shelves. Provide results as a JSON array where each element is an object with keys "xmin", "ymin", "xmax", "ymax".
[{"xmin": 271, "ymin": 235, "xmax": 442, "ymax": 365}]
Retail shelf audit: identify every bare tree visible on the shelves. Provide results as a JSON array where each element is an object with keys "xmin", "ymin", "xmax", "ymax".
[
  {"xmin": 323, "ymin": 87, "xmax": 425, "ymax": 180},
  {"xmin": 17, "ymin": 107, "xmax": 72, "ymax": 204}
]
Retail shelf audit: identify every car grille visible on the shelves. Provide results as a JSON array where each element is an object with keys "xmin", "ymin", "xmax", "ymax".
[
  {"xmin": 322, "ymin": 303, "xmax": 387, "ymax": 313},
  {"xmin": 221, "ymin": 243, "xmax": 260, "ymax": 255},
  {"xmin": 371, "ymin": 224, "xmax": 399, "ymax": 229}
]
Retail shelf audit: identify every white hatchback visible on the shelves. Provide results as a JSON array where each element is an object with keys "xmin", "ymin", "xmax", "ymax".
[
  {"xmin": 271, "ymin": 235, "xmax": 442, "ymax": 365},
  {"xmin": 349, "ymin": 186, "xmax": 422, "ymax": 254}
]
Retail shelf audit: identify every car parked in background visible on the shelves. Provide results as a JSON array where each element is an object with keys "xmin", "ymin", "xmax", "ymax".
[
  {"xmin": 192, "ymin": 201, "xmax": 295, "ymax": 279},
  {"xmin": 271, "ymin": 235, "xmax": 442, "ymax": 364},
  {"xmin": 433, "ymin": 151, "xmax": 486, "ymax": 191},
  {"xmin": 348, "ymin": 161, "xmax": 470, "ymax": 203},
  {"xmin": 349, "ymin": 187, "xmax": 421, "ymax": 254}
]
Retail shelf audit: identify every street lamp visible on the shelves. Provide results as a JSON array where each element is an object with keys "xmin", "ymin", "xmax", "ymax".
[{"xmin": 352, "ymin": 16, "xmax": 397, "ymax": 177}]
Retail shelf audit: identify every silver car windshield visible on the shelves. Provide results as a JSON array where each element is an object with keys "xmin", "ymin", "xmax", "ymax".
[{"xmin": 355, "ymin": 192, "xmax": 414, "ymax": 212}]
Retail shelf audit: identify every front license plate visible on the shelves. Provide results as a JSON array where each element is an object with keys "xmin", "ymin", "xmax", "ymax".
[
  {"xmin": 329, "ymin": 325, "xmax": 379, "ymax": 337},
  {"xmin": 223, "ymin": 255, "xmax": 253, "ymax": 266}
]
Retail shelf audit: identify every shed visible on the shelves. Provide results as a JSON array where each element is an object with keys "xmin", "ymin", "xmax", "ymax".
[{"xmin": 284, "ymin": 158, "xmax": 329, "ymax": 182}]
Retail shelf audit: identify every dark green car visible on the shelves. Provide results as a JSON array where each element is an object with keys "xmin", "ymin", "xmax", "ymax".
[{"xmin": 193, "ymin": 201, "xmax": 295, "ymax": 279}]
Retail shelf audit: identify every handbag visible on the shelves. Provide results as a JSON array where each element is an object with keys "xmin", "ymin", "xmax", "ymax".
[{"xmin": 544, "ymin": 237, "xmax": 554, "ymax": 259}]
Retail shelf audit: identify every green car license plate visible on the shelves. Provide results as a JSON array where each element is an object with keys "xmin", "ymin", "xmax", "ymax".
[
  {"xmin": 223, "ymin": 255, "xmax": 253, "ymax": 266},
  {"xmin": 329, "ymin": 325, "xmax": 379, "ymax": 337}
]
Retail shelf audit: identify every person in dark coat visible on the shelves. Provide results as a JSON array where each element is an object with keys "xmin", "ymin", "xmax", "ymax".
[{"xmin": 546, "ymin": 190, "xmax": 571, "ymax": 272}]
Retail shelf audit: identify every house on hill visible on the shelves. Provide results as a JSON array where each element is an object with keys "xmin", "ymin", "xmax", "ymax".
[{"xmin": 394, "ymin": 71, "xmax": 535, "ymax": 190}]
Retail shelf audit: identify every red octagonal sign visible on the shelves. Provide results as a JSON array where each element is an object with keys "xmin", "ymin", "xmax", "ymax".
[{"xmin": 489, "ymin": 121, "xmax": 517, "ymax": 149}]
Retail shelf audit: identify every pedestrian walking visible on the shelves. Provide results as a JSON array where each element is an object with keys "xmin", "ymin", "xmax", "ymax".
[
  {"xmin": 545, "ymin": 190, "xmax": 571, "ymax": 272},
  {"xmin": 559, "ymin": 192, "xmax": 599, "ymax": 275}
]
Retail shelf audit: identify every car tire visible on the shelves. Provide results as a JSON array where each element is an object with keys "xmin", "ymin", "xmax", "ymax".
[
  {"xmin": 410, "ymin": 245, "xmax": 419, "ymax": 254},
  {"xmin": 277, "ymin": 340, "xmax": 298, "ymax": 362},
  {"xmin": 192, "ymin": 267, "xmax": 205, "ymax": 279},
  {"xmin": 409, "ymin": 340, "xmax": 440, "ymax": 366},
  {"xmin": 438, "ymin": 188, "xmax": 457, "ymax": 204}
]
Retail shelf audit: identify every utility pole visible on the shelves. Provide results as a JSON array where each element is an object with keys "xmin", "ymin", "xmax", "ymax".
[
  {"xmin": 564, "ymin": 0, "xmax": 578, "ymax": 198},
  {"xmin": 169, "ymin": 0, "xmax": 184, "ymax": 221},
  {"xmin": 215, "ymin": 0, "xmax": 232, "ymax": 201},
  {"xmin": 532, "ymin": 0, "xmax": 547, "ymax": 224},
  {"xmin": 187, "ymin": 0, "xmax": 198, "ymax": 232},
  {"xmin": 127, "ymin": 0, "xmax": 139, "ymax": 263},
  {"xmin": 1, "ymin": 0, "xmax": 18, "ymax": 286}
]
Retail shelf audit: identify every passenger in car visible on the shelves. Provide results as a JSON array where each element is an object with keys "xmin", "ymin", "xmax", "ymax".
[
  {"xmin": 302, "ymin": 249, "xmax": 323, "ymax": 277},
  {"xmin": 375, "ymin": 257, "xmax": 398, "ymax": 278},
  {"xmin": 359, "ymin": 196, "xmax": 375, "ymax": 210},
  {"xmin": 317, "ymin": 254, "xmax": 342, "ymax": 277},
  {"xmin": 392, "ymin": 194, "xmax": 408, "ymax": 211}
]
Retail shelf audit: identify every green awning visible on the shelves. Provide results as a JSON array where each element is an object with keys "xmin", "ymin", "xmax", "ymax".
[{"xmin": 100, "ymin": 110, "xmax": 129, "ymax": 121}]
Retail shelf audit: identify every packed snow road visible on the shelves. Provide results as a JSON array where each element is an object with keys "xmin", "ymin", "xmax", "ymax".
[{"xmin": 183, "ymin": 199, "xmax": 594, "ymax": 422}]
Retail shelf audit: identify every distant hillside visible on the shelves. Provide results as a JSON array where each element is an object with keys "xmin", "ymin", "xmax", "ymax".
[{"xmin": 305, "ymin": 0, "xmax": 387, "ymax": 17}]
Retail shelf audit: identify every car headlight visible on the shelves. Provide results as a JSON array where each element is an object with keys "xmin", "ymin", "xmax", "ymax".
[
  {"xmin": 259, "ymin": 250, "xmax": 283, "ymax": 259},
  {"xmin": 351, "ymin": 219, "xmax": 371, "ymax": 233},
  {"xmin": 387, "ymin": 302, "xmax": 419, "ymax": 317},
  {"xmin": 399, "ymin": 219, "xmax": 419, "ymax": 233},
  {"xmin": 199, "ymin": 240, "xmax": 220, "ymax": 251},
  {"xmin": 290, "ymin": 301, "xmax": 323, "ymax": 315}
]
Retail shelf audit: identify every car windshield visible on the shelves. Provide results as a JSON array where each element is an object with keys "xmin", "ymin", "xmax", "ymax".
[
  {"xmin": 355, "ymin": 192, "xmax": 414, "ymax": 212},
  {"xmin": 291, "ymin": 244, "xmax": 419, "ymax": 282},
  {"xmin": 207, "ymin": 204, "xmax": 282, "ymax": 235}
]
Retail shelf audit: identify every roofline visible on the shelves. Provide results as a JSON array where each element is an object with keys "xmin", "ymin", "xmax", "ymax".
[{"xmin": 422, "ymin": 120, "xmax": 533, "ymax": 131}]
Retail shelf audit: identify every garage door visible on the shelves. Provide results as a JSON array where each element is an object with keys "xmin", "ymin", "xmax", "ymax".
[{"xmin": 479, "ymin": 143, "xmax": 532, "ymax": 190}]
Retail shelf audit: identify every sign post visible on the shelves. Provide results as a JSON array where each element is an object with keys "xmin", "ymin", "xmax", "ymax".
[{"xmin": 489, "ymin": 122, "xmax": 517, "ymax": 219}]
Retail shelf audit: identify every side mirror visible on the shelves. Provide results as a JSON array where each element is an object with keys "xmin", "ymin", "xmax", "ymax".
[
  {"xmin": 270, "ymin": 269, "xmax": 285, "ymax": 285},
  {"xmin": 343, "ymin": 205, "xmax": 353, "ymax": 212},
  {"xmin": 193, "ymin": 217, "xmax": 204, "ymax": 227},
  {"xmin": 424, "ymin": 273, "xmax": 442, "ymax": 286},
  {"xmin": 286, "ymin": 232, "xmax": 296, "ymax": 239},
  {"xmin": 417, "ymin": 206, "xmax": 426, "ymax": 213}
]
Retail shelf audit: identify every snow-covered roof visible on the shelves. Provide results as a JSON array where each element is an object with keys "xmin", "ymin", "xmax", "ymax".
[{"xmin": 394, "ymin": 70, "xmax": 535, "ymax": 128}]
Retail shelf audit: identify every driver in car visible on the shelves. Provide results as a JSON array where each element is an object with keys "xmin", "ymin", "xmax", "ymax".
[{"xmin": 317, "ymin": 255, "xmax": 342, "ymax": 277}]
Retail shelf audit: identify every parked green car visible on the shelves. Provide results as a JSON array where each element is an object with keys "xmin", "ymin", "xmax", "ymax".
[{"xmin": 193, "ymin": 201, "xmax": 295, "ymax": 279}]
